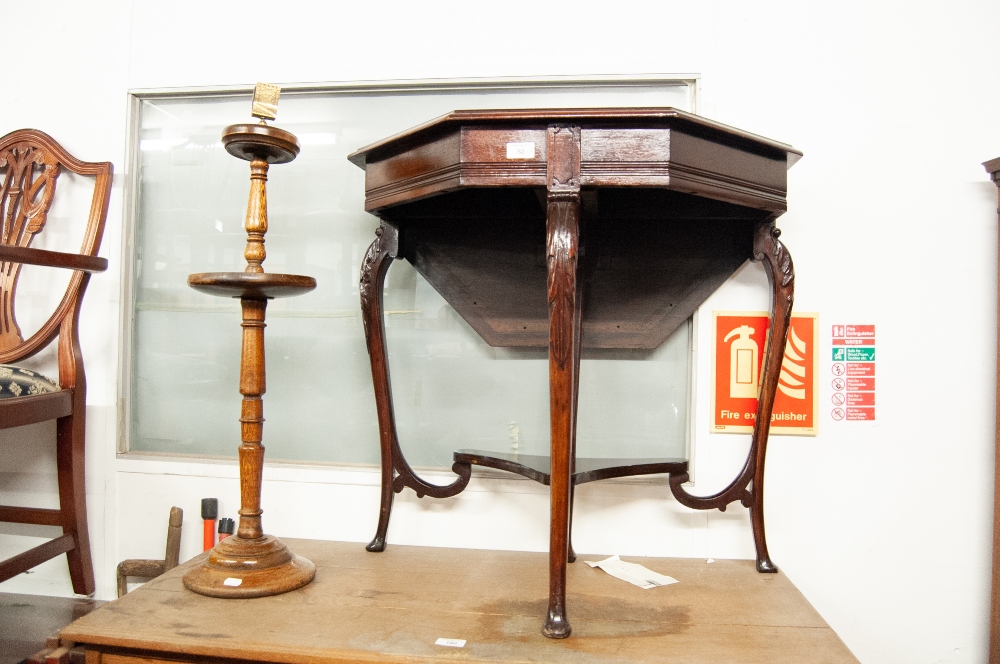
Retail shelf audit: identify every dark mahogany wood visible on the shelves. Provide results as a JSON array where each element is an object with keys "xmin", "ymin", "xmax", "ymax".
[
  {"xmin": 182, "ymin": 116, "xmax": 315, "ymax": 599},
  {"xmin": 0, "ymin": 506, "xmax": 63, "ymax": 527},
  {"xmin": 359, "ymin": 221, "xmax": 471, "ymax": 553},
  {"xmin": 350, "ymin": 108, "xmax": 800, "ymax": 637},
  {"xmin": 0, "ymin": 246, "xmax": 107, "ymax": 273},
  {"xmin": 454, "ymin": 450, "xmax": 687, "ymax": 486},
  {"xmin": 542, "ymin": 123, "xmax": 583, "ymax": 637},
  {"xmin": 0, "ymin": 129, "xmax": 112, "ymax": 596},
  {"xmin": 0, "ymin": 391, "xmax": 72, "ymax": 427},
  {"xmin": 984, "ymin": 156, "xmax": 1000, "ymax": 664},
  {"xmin": 667, "ymin": 219, "xmax": 793, "ymax": 573}
]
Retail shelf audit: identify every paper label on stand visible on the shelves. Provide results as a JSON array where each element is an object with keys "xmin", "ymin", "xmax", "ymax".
[
  {"xmin": 585, "ymin": 555, "xmax": 678, "ymax": 589},
  {"xmin": 223, "ymin": 577, "xmax": 243, "ymax": 587},
  {"xmin": 435, "ymin": 638, "xmax": 466, "ymax": 648}
]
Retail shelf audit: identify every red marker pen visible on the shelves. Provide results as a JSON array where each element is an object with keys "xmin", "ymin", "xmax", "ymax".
[{"xmin": 201, "ymin": 498, "xmax": 218, "ymax": 551}]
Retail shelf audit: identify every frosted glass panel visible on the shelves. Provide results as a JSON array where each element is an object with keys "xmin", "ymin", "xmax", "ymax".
[{"xmin": 130, "ymin": 82, "xmax": 693, "ymax": 466}]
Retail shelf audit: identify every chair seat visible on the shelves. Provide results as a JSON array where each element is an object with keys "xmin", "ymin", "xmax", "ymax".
[{"xmin": 0, "ymin": 365, "xmax": 60, "ymax": 399}]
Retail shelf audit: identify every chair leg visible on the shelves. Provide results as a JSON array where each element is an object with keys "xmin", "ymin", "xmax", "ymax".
[{"xmin": 56, "ymin": 392, "xmax": 94, "ymax": 595}]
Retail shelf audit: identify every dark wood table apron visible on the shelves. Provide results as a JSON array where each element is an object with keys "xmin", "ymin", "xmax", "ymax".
[{"xmin": 348, "ymin": 108, "xmax": 802, "ymax": 638}]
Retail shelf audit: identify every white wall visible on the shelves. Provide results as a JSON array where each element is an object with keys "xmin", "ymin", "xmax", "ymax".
[{"xmin": 2, "ymin": 1, "xmax": 999, "ymax": 662}]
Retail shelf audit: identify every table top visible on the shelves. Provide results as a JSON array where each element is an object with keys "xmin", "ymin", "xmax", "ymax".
[
  {"xmin": 63, "ymin": 539, "xmax": 857, "ymax": 664},
  {"xmin": 348, "ymin": 107, "xmax": 800, "ymax": 213}
]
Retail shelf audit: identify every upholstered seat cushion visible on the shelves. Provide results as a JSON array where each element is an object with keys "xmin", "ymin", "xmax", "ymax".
[{"xmin": 0, "ymin": 365, "xmax": 61, "ymax": 399}]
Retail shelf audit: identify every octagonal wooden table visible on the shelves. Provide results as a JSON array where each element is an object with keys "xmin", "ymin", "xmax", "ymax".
[{"xmin": 348, "ymin": 108, "xmax": 802, "ymax": 638}]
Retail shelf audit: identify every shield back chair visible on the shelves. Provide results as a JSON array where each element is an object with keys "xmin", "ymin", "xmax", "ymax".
[{"xmin": 0, "ymin": 129, "xmax": 112, "ymax": 595}]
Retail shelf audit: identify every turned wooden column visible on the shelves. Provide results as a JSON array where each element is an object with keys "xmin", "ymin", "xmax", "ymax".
[{"xmin": 183, "ymin": 93, "xmax": 316, "ymax": 599}]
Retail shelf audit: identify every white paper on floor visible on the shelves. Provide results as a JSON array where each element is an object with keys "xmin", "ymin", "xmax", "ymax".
[{"xmin": 585, "ymin": 555, "xmax": 679, "ymax": 589}]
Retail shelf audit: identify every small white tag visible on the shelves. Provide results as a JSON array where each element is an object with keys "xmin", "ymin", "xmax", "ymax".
[
  {"xmin": 506, "ymin": 142, "xmax": 535, "ymax": 159},
  {"xmin": 223, "ymin": 577, "xmax": 243, "ymax": 587},
  {"xmin": 435, "ymin": 638, "xmax": 466, "ymax": 648}
]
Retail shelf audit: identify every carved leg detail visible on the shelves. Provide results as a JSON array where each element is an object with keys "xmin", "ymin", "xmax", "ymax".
[
  {"xmin": 749, "ymin": 221, "xmax": 794, "ymax": 573},
  {"xmin": 666, "ymin": 220, "xmax": 792, "ymax": 573},
  {"xmin": 360, "ymin": 222, "xmax": 472, "ymax": 552},
  {"xmin": 542, "ymin": 124, "xmax": 581, "ymax": 640},
  {"xmin": 360, "ymin": 222, "xmax": 401, "ymax": 552}
]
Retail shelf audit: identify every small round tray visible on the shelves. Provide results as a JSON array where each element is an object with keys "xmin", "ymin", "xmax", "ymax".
[
  {"xmin": 188, "ymin": 272, "xmax": 316, "ymax": 299},
  {"xmin": 222, "ymin": 124, "xmax": 300, "ymax": 164}
]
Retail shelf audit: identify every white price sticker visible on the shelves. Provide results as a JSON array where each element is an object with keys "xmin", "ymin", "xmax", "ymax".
[
  {"xmin": 435, "ymin": 638, "xmax": 466, "ymax": 648},
  {"xmin": 223, "ymin": 577, "xmax": 243, "ymax": 587},
  {"xmin": 506, "ymin": 142, "xmax": 535, "ymax": 159}
]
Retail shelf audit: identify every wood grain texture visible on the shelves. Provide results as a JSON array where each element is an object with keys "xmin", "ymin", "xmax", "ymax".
[
  {"xmin": 0, "ymin": 245, "xmax": 107, "ymax": 273},
  {"xmin": 359, "ymin": 221, "xmax": 471, "ymax": 553},
  {"xmin": 62, "ymin": 540, "xmax": 858, "ymax": 664},
  {"xmin": 187, "ymin": 272, "xmax": 316, "ymax": 299},
  {"xmin": 667, "ymin": 219, "xmax": 793, "ymax": 572},
  {"xmin": 351, "ymin": 108, "xmax": 796, "ymax": 216},
  {"xmin": 0, "ymin": 128, "xmax": 112, "ymax": 596},
  {"xmin": 542, "ymin": 124, "xmax": 582, "ymax": 639},
  {"xmin": 183, "ymin": 121, "xmax": 314, "ymax": 599},
  {"xmin": 351, "ymin": 109, "xmax": 801, "ymax": 638},
  {"xmin": 454, "ymin": 450, "xmax": 686, "ymax": 485}
]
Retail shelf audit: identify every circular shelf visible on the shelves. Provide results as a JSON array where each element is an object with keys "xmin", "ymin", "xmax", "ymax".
[
  {"xmin": 222, "ymin": 124, "xmax": 300, "ymax": 164},
  {"xmin": 188, "ymin": 272, "xmax": 316, "ymax": 299}
]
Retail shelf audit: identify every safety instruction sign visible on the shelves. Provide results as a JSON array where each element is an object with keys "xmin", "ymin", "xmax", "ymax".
[
  {"xmin": 712, "ymin": 311, "xmax": 819, "ymax": 436},
  {"xmin": 830, "ymin": 324, "xmax": 875, "ymax": 421}
]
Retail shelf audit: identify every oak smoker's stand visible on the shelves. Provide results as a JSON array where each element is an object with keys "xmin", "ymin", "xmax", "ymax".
[
  {"xmin": 183, "ymin": 93, "xmax": 316, "ymax": 599},
  {"xmin": 348, "ymin": 108, "xmax": 802, "ymax": 638}
]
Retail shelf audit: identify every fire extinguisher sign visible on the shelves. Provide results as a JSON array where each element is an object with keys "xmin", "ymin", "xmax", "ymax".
[{"xmin": 711, "ymin": 311, "xmax": 819, "ymax": 436}]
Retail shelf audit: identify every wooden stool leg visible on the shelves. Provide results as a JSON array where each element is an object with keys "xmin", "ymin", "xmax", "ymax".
[
  {"xmin": 749, "ymin": 221, "xmax": 795, "ymax": 573},
  {"xmin": 542, "ymin": 124, "xmax": 582, "ymax": 639},
  {"xmin": 360, "ymin": 222, "xmax": 400, "ymax": 552}
]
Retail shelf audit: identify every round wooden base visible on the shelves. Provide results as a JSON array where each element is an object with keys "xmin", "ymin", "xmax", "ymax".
[{"xmin": 182, "ymin": 534, "xmax": 315, "ymax": 599}]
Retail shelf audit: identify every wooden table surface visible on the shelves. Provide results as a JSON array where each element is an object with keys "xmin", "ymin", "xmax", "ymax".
[{"xmin": 62, "ymin": 539, "xmax": 857, "ymax": 663}]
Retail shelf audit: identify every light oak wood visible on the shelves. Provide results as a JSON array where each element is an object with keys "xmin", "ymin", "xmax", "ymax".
[
  {"xmin": 62, "ymin": 540, "xmax": 857, "ymax": 664},
  {"xmin": 183, "ymin": 114, "xmax": 315, "ymax": 599}
]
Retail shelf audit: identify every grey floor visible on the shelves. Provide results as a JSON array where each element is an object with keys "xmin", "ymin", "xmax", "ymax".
[{"xmin": 0, "ymin": 593, "xmax": 103, "ymax": 664}]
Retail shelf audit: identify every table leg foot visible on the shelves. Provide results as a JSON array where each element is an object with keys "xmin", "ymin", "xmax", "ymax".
[
  {"xmin": 756, "ymin": 557, "xmax": 779, "ymax": 573},
  {"xmin": 543, "ymin": 609, "xmax": 572, "ymax": 639}
]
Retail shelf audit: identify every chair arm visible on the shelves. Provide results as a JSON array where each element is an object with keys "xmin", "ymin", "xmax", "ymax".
[{"xmin": 0, "ymin": 246, "xmax": 107, "ymax": 273}]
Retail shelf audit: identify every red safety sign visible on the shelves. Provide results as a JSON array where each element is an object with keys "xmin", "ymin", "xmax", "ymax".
[{"xmin": 712, "ymin": 312, "xmax": 818, "ymax": 436}]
